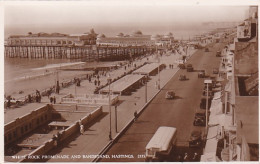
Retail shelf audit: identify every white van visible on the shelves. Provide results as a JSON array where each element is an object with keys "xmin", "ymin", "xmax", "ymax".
[{"xmin": 145, "ymin": 126, "xmax": 177, "ymax": 161}]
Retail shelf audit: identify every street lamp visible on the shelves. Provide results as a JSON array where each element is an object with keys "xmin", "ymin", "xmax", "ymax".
[
  {"xmin": 204, "ymin": 79, "xmax": 212, "ymax": 135},
  {"xmin": 145, "ymin": 74, "xmax": 148, "ymax": 103},
  {"xmin": 108, "ymin": 74, "xmax": 112, "ymax": 140}
]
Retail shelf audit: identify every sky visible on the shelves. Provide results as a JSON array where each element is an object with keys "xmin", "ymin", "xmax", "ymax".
[{"xmin": 4, "ymin": 2, "xmax": 250, "ymax": 39}]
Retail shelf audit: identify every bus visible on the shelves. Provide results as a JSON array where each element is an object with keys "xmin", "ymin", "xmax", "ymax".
[{"xmin": 145, "ymin": 126, "xmax": 177, "ymax": 161}]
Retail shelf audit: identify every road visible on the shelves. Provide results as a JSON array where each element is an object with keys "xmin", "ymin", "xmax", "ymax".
[{"xmin": 100, "ymin": 42, "xmax": 226, "ymax": 162}]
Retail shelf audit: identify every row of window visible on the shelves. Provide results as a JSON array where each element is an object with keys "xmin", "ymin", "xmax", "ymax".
[{"xmin": 5, "ymin": 114, "xmax": 48, "ymax": 143}]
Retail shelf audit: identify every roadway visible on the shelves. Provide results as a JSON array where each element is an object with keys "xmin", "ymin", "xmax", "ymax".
[{"xmin": 100, "ymin": 42, "xmax": 227, "ymax": 162}]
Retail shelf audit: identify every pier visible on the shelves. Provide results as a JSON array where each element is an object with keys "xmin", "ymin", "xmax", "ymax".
[{"xmin": 4, "ymin": 45, "xmax": 155, "ymax": 61}]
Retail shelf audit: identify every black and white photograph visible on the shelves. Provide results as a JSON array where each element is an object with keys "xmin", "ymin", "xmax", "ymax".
[{"xmin": 2, "ymin": 0, "xmax": 259, "ymax": 163}]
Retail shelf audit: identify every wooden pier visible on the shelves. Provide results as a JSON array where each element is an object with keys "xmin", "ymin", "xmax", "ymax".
[{"xmin": 4, "ymin": 45, "xmax": 155, "ymax": 61}]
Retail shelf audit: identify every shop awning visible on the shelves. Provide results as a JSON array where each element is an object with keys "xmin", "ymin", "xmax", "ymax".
[
  {"xmin": 201, "ymin": 152, "xmax": 222, "ymax": 162},
  {"xmin": 213, "ymin": 91, "xmax": 222, "ymax": 100},
  {"xmin": 209, "ymin": 114, "xmax": 235, "ymax": 131},
  {"xmin": 210, "ymin": 99, "xmax": 223, "ymax": 115}
]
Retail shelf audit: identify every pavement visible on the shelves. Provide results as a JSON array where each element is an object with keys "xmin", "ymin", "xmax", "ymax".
[
  {"xmin": 4, "ymin": 47, "xmax": 194, "ymax": 162},
  {"xmin": 45, "ymin": 50, "xmax": 190, "ymax": 162},
  {"xmin": 100, "ymin": 42, "xmax": 227, "ymax": 162}
]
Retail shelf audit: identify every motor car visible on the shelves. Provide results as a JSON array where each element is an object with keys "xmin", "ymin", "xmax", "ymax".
[
  {"xmin": 200, "ymin": 97, "xmax": 212, "ymax": 109},
  {"xmin": 186, "ymin": 64, "xmax": 193, "ymax": 72},
  {"xmin": 193, "ymin": 111, "xmax": 209, "ymax": 126},
  {"xmin": 205, "ymin": 48, "xmax": 209, "ymax": 52},
  {"xmin": 179, "ymin": 74, "xmax": 187, "ymax": 81},
  {"xmin": 165, "ymin": 91, "xmax": 175, "ymax": 99},
  {"xmin": 178, "ymin": 64, "xmax": 185, "ymax": 69},
  {"xmin": 198, "ymin": 70, "xmax": 205, "ymax": 78},
  {"xmin": 189, "ymin": 131, "xmax": 202, "ymax": 147},
  {"xmin": 193, "ymin": 116, "xmax": 206, "ymax": 126},
  {"xmin": 216, "ymin": 51, "xmax": 221, "ymax": 57}
]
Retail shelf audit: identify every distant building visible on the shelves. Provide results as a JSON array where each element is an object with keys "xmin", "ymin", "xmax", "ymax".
[
  {"xmin": 96, "ymin": 30, "xmax": 174, "ymax": 47},
  {"xmin": 6, "ymin": 29, "xmax": 97, "ymax": 46}
]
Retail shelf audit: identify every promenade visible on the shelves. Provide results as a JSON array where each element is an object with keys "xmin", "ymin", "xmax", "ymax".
[{"xmin": 4, "ymin": 47, "xmax": 196, "ymax": 162}]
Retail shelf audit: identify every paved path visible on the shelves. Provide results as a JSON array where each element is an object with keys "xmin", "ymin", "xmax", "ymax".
[
  {"xmin": 46, "ymin": 52, "xmax": 185, "ymax": 162},
  {"xmin": 4, "ymin": 47, "xmax": 194, "ymax": 162}
]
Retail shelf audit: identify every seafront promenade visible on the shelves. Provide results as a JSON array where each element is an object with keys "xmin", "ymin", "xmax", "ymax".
[
  {"xmin": 46, "ymin": 48, "xmax": 195, "ymax": 162},
  {"xmin": 4, "ymin": 47, "xmax": 196, "ymax": 162}
]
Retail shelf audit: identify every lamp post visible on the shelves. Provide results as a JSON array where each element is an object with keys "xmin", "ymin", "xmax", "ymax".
[
  {"xmin": 115, "ymin": 105, "xmax": 117, "ymax": 133},
  {"xmin": 145, "ymin": 75, "xmax": 148, "ymax": 103},
  {"xmin": 108, "ymin": 75, "xmax": 112, "ymax": 140},
  {"xmin": 157, "ymin": 52, "xmax": 161, "ymax": 90},
  {"xmin": 204, "ymin": 79, "xmax": 212, "ymax": 135}
]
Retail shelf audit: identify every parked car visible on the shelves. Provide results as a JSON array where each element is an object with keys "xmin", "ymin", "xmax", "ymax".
[
  {"xmin": 193, "ymin": 112, "xmax": 208, "ymax": 126},
  {"xmin": 179, "ymin": 74, "xmax": 187, "ymax": 81},
  {"xmin": 189, "ymin": 131, "xmax": 202, "ymax": 147},
  {"xmin": 200, "ymin": 97, "xmax": 212, "ymax": 109},
  {"xmin": 198, "ymin": 70, "xmax": 205, "ymax": 78},
  {"xmin": 216, "ymin": 51, "xmax": 221, "ymax": 57},
  {"xmin": 213, "ymin": 68, "xmax": 219, "ymax": 74},
  {"xmin": 186, "ymin": 64, "xmax": 193, "ymax": 72},
  {"xmin": 178, "ymin": 64, "xmax": 185, "ymax": 69},
  {"xmin": 165, "ymin": 91, "xmax": 175, "ymax": 99}
]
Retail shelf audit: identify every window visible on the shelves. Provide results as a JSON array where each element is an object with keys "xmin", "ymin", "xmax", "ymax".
[
  {"xmin": 45, "ymin": 114, "xmax": 47, "ymax": 120},
  {"xmin": 25, "ymin": 125, "xmax": 28, "ymax": 132},
  {"xmin": 37, "ymin": 118, "xmax": 39, "ymax": 125}
]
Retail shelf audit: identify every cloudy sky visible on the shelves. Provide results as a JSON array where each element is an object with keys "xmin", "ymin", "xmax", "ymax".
[{"xmin": 4, "ymin": 1, "xmax": 250, "ymax": 38}]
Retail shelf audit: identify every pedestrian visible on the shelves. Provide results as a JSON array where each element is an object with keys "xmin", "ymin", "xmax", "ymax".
[
  {"xmin": 192, "ymin": 152, "xmax": 198, "ymax": 161},
  {"xmin": 98, "ymin": 80, "xmax": 100, "ymax": 86},
  {"xmin": 80, "ymin": 124, "xmax": 84, "ymax": 135},
  {"xmin": 94, "ymin": 80, "xmax": 97, "ymax": 86},
  {"xmin": 79, "ymin": 119, "xmax": 82, "ymax": 126},
  {"xmin": 124, "ymin": 65, "xmax": 127, "ymax": 70},
  {"xmin": 28, "ymin": 94, "xmax": 32, "ymax": 103},
  {"xmin": 36, "ymin": 95, "xmax": 39, "ymax": 103},
  {"xmin": 177, "ymin": 154, "xmax": 183, "ymax": 162},
  {"xmin": 52, "ymin": 134, "xmax": 58, "ymax": 147},
  {"xmin": 38, "ymin": 95, "xmax": 41, "ymax": 103},
  {"xmin": 53, "ymin": 96, "xmax": 56, "ymax": 104},
  {"xmin": 184, "ymin": 153, "xmax": 188, "ymax": 161},
  {"xmin": 134, "ymin": 111, "xmax": 137, "ymax": 122},
  {"xmin": 50, "ymin": 97, "xmax": 53, "ymax": 104}
]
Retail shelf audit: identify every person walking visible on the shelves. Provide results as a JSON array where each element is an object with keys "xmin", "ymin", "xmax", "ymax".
[
  {"xmin": 53, "ymin": 96, "xmax": 56, "ymax": 104},
  {"xmin": 80, "ymin": 124, "xmax": 84, "ymax": 135},
  {"xmin": 184, "ymin": 153, "xmax": 188, "ymax": 161},
  {"xmin": 192, "ymin": 152, "xmax": 198, "ymax": 161},
  {"xmin": 50, "ymin": 97, "xmax": 53, "ymax": 104},
  {"xmin": 134, "ymin": 110, "xmax": 138, "ymax": 122}
]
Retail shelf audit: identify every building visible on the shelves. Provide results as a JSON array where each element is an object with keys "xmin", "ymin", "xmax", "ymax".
[
  {"xmin": 230, "ymin": 6, "xmax": 258, "ymax": 161},
  {"xmin": 6, "ymin": 29, "xmax": 97, "ymax": 47},
  {"xmin": 96, "ymin": 30, "xmax": 174, "ymax": 48}
]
